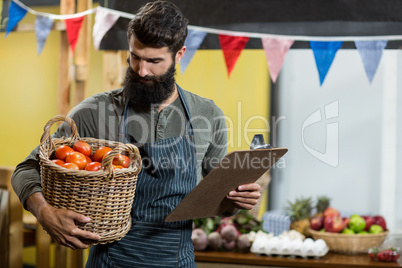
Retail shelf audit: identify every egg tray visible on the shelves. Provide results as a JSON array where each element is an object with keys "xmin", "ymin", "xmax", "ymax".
[{"xmin": 250, "ymin": 237, "xmax": 329, "ymax": 258}]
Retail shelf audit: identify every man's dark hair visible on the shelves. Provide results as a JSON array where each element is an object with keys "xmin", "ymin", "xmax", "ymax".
[{"xmin": 127, "ymin": 1, "xmax": 189, "ymax": 56}]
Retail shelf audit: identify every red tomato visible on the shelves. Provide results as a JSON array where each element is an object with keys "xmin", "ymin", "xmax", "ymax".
[
  {"xmin": 65, "ymin": 152, "xmax": 88, "ymax": 170},
  {"xmin": 113, "ymin": 165, "xmax": 123, "ymax": 169},
  {"xmin": 113, "ymin": 154, "xmax": 131, "ymax": 168},
  {"xmin": 55, "ymin": 145, "xmax": 74, "ymax": 161},
  {"xmin": 93, "ymin": 146, "xmax": 112, "ymax": 162},
  {"xmin": 73, "ymin": 141, "xmax": 92, "ymax": 156},
  {"xmin": 85, "ymin": 162, "xmax": 102, "ymax": 171},
  {"xmin": 62, "ymin": 163, "xmax": 79, "ymax": 170},
  {"xmin": 102, "ymin": 151, "xmax": 113, "ymax": 161},
  {"xmin": 85, "ymin": 156, "xmax": 92, "ymax": 164},
  {"xmin": 52, "ymin": 159, "xmax": 65, "ymax": 166}
]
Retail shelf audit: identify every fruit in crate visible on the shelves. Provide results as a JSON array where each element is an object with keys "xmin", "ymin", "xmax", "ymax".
[
  {"xmin": 369, "ymin": 224, "xmax": 384, "ymax": 234},
  {"xmin": 341, "ymin": 228, "xmax": 354, "ymax": 234},
  {"xmin": 73, "ymin": 141, "xmax": 92, "ymax": 156},
  {"xmin": 310, "ymin": 215, "xmax": 324, "ymax": 231},
  {"xmin": 286, "ymin": 196, "xmax": 313, "ymax": 236},
  {"xmin": 324, "ymin": 214, "xmax": 345, "ymax": 233},
  {"xmin": 93, "ymin": 146, "xmax": 113, "ymax": 162},
  {"xmin": 66, "ymin": 152, "xmax": 88, "ymax": 170},
  {"xmin": 51, "ymin": 143, "xmax": 131, "ymax": 171},
  {"xmin": 55, "ymin": 145, "xmax": 74, "ymax": 161},
  {"xmin": 374, "ymin": 215, "xmax": 387, "ymax": 230},
  {"xmin": 362, "ymin": 216, "xmax": 376, "ymax": 232},
  {"xmin": 369, "ymin": 247, "xmax": 400, "ymax": 262},
  {"xmin": 323, "ymin": 207, "xmax": 340, "ymax": 218},
  {"xmin": 349, "ymin": 214, "xmax": 366, "ymax": 233},
  {"xmin": 314, "ymin": 196, "xmax": 330, "ymax": 217}
]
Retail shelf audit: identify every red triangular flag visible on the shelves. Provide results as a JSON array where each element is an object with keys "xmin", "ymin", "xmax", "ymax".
[
  {"xmin": 218, "ymin": 35, "xmax": 249, "ymax": 76},
  {"xmin": 65, "ymin": 16, "xmax": 84, "ymax": 54}
]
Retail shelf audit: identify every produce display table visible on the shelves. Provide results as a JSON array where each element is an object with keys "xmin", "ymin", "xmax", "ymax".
[{"xmin": 195, "ymin": 251, "xmax": 402, "ymax": 268}]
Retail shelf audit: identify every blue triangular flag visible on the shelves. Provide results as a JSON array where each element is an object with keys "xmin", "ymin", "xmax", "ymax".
[
  {"xmin": 35, "ymin": 16, "xmax": 54, "ymax": 55},
  {"xmin": 180, "ymin": 30, "xmax": 207, "ymax": 74},
  {"xmin": 309, "ymin": 41, "xmax": 343, "ymax": 85},
  {"xmin": 5, "ymin": 1, "xmax": 28, "ymax": 36},
  {"xmin": 355, "ymin": 40, "xmax": 387, "ymax": 84}
]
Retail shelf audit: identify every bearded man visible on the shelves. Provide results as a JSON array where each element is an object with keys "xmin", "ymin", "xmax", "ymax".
[{"xmin": 11, "ymin": 1, "xmax": 261, "ymax": 267}]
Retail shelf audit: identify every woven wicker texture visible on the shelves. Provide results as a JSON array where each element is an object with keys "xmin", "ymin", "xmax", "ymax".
[
  {"xmin": 309, "ymin": 228, "xmax": 388, "ymax": 254},
  {"xmin": 39, "ymin": 115, "xmax": 142, "ymax": 244}
]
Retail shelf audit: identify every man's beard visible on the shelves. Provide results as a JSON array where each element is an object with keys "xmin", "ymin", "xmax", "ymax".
[{"xmin": 123, "ymin": 62, "xmax": 176, "ymax": 111}]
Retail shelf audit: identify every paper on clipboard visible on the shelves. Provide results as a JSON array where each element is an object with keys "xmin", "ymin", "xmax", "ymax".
[{"xmin": 165, "ymin": 147, "xmax": 288, "ymax": 222}]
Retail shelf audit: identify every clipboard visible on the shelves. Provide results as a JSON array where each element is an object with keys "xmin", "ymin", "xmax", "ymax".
[{"xmin": 165, "ymin": 147, "xmax": 288, "ymax": 222}]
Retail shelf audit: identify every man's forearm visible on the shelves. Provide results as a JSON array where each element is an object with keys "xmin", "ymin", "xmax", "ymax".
[{"xmin": 26, "ymin": 192, "xmax": 49, "ymax": 220}]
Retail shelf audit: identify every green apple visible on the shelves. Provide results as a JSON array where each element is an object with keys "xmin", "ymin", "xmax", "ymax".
[
  {"xmin": 369, "ymin": 224, "xmax": 384, "ymax": 234},
  {"xmin": 342, "ymin": 228, "xmax": 355, "ymax": 234},
  {"xmin": 358, "ymin": 231, "xmax": 368, "ymax": 235},
  {"xmin": 349, "ymin": 215, "xmax": 366, "ymax": 233}
]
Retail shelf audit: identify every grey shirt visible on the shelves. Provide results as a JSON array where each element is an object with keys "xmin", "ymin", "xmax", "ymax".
[{"xmin": 12, "ymin": 86, "xmax": 228, "ymax": 209}]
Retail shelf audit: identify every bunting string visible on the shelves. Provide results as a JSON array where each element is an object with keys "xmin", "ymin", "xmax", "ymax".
[{"xmin": 5, "ymin": 0, "xmax": 400, "ymax": 85}]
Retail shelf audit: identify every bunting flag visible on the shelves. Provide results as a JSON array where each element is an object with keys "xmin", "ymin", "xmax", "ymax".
[
  {"xmin": 310, "ymin": 41, "xmax": 343, "ymax": 85},
  {"xmin": 261, "ymin": 38, "xmax": 294, "ymax": 83},
  {"xmin": 5, "ymin": 1, "xmax": 27, "ymax": 36},
  {"xmin": 355, "ymin": 40, "xmax": 388, "ymax": 84},
  {"xmin": 181, "ymin": 30, "xmax": 207, "ymax": 74},
  {"xmin": 3, "ymin": 1, "xmax": 402, "ymax": 85},
  {"xmin": 65, "ymin": 16, "xmax": 84, "ymax": 54},
  {"xmin": 218, "ymin": 34, "xmax": 249, "ymax": 76},
  {"xmin": 93, "ymin": 7, "xmax": 120, "ymax": 50},
  {"xmin": 35, "ymin": 16, "xmax": 53, "ymax": 55}
]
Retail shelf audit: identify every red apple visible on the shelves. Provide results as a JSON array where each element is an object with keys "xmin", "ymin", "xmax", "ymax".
[
  {"xmin": 324, "ymin": 214, "xmax": 345, "ymax": 233},
  {"xmin": 323, "ymin": 207, "xmax": 340, "ymax": 219},
  {"xmin": 310, "ymin": 215, "xmax": 324, "ymax": 231},
  {"xmin": 374, "ymin": 215, "xmax": 387, "ymax": 231},
  {"xmin": 364, "ymin": 216, "xmax": 376, "ymax": 232},
  {"xmin": 342, "ymin": 217, "xmax": 350, "ymax": 227}
]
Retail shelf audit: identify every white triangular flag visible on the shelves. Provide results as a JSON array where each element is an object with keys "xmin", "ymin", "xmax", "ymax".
[{"xmin": 93, "ymin": 7, "xmax": 120, "ymax": 50}]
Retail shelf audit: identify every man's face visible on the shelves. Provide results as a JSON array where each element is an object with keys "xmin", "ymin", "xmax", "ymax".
[
  {"xmin": 128, "ymin": 35, "xmax": 174, "ymax": 79},
  {"xmin": 123, "ymin": 36, "xmax": 185, "ymax": 110}
]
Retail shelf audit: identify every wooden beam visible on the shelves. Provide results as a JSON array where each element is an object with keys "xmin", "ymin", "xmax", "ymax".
[
  {"xmin": 58, "ymin": 0, "xmax": 75, "ymax": 116},
  {"xmin": 0, "ymin": 166, "xmax": 23, "ymax": 268},
  {"xmin": 103, "ymin": 51, "xmax": 123, "ymax": 92},
  {"xmin": 35, "ymin": 223, "xmax": 51, "ymax": 268},
  {"xmin": 74, "ymin": 0, "xmax": 92, "ymax": 106}
]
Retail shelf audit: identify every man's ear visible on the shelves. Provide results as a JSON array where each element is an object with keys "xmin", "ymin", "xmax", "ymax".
[{"xmin": 175, "ymin": 46, "xmax": 186, "ymax": 64}]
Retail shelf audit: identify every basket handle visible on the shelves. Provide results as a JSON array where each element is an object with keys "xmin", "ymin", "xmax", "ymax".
[
  {"xmin": 101, "ymin": 143, "xmax": 142, "ymax": 179},
  {"xmin": 40, "ymin": 115, "xmax": 80, "ymax": 150}
]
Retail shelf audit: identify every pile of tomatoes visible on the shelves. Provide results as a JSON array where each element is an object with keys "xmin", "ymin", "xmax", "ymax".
[{"xmin": 51, "ymin": 141, "xmax": 130, "ymax": 171}]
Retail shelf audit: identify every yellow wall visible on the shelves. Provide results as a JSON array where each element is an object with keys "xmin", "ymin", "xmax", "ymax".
[
  {"xmin": 0, "ymin": 6, "xmax": 103, "ymax": 167},
  {"xmin": 176, "ymin": 50, "xmax": 270, "ymax": 152}
]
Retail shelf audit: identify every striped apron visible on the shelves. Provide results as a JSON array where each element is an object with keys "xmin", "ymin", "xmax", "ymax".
[{"xmin": 86, "ymin": 87, "xmax": 197, "ymax": 267}]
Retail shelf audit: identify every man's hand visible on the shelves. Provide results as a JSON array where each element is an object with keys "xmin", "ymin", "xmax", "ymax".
[
  {"xmin": 27, "ymin": 192, "xmax": 101, "ymax": 249},
  {"xmin": 227, "ymin": 183, "xmax": 261, "ymax": 210}
]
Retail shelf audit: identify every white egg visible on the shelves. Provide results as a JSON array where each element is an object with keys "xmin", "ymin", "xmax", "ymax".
[
  {"xmin": 289, "ymin": 238, "xmax": 303, "ymax": 255},
  {"xmin": 313, "ymin": 239, "xmax": 329, "ymax": 257},
  {"xmin": 279, "ymin": 237, "xmax": 292, "ymax": 254}
]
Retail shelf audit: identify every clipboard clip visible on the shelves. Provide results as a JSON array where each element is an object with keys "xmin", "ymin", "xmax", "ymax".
[{"xmin": 250, "ymin": 134, "xmax": 272, "ymax": 150}]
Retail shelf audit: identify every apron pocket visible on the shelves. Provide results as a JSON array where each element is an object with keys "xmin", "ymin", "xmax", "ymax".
[{"xmin": 108, "ymin": 222, "xmax": 181, "ymax": 268}]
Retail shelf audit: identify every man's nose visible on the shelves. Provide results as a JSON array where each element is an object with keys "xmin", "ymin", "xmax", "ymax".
[{"xmin": 137, "ymin": 60, "xmax": 149, "ymax": 77}]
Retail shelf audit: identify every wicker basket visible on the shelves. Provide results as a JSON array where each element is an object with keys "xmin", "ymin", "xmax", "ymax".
[
  {"xmin": 308, "ymin": 228, "xmax": 389, "ymax": 254},
  {"xmin": 39, "ymin": 115, "xmax": 142, "ymax": 244}
]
